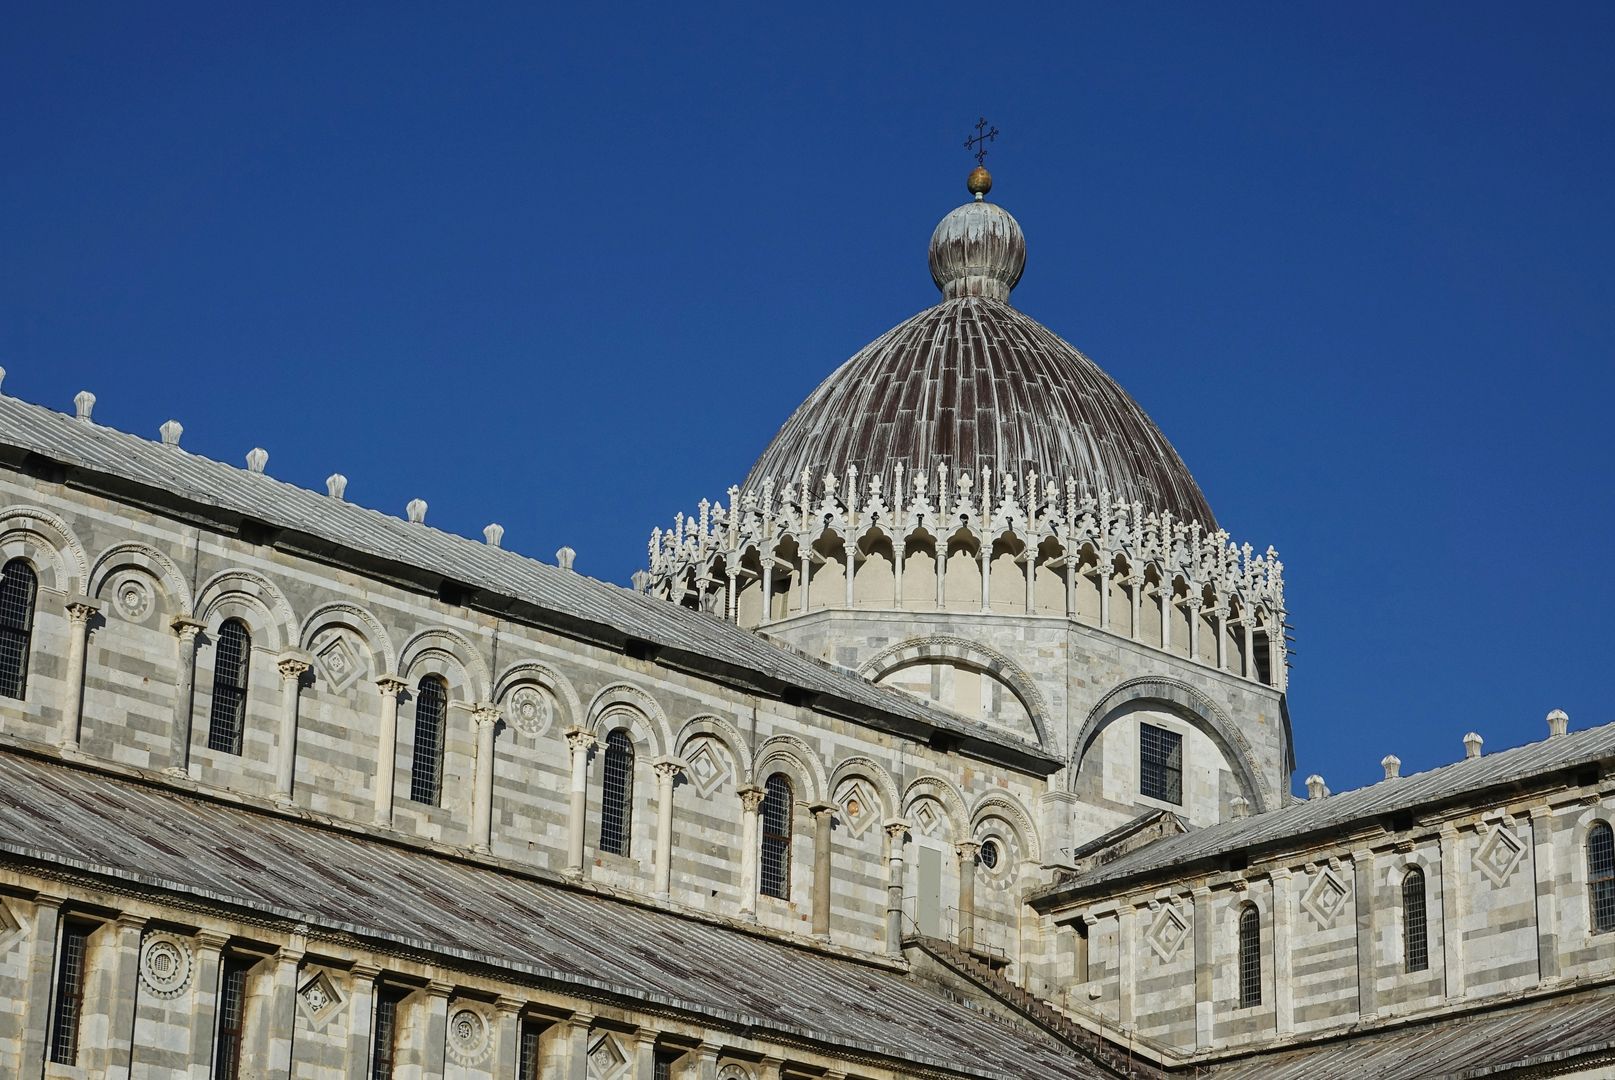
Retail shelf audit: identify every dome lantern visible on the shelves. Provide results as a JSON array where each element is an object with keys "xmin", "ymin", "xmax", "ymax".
[{"xmin": 928, "ymin": 171, "xmax": 1025, "ymax": 302}]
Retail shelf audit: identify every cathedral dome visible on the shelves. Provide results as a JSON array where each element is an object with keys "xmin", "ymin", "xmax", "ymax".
[{"xmin": 744, "ymin": 173, "xmax": 1217, "ymax": 528}]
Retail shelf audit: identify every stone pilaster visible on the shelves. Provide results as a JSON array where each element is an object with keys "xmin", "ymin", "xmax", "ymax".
[
  {"xmin": 345, "ymin": 964, "xmax": 382, "ymax": 1076},
  {"xmin": 955, "ymin": 840, "xmax": 980, "ymax": 951},
  {"xmin": 266, "ymin": 940, "xmax": 304, "ymax": 1080},
  {"xmin": 1352, "ymin": 849, "xmax": 1377, "ymax": 1019},
  {"xmin": 470, "ymin": 704, "xmax": 501, "ymax": 853},
  {"xmin": 1439, "ymin": 824, "xmax": 1466, "ymax": 999},
  {"xmin": 494, "ymin": 996, "xmax": 525, "ymax": 1077},
  {"xmin": 653, "ymin": 757, "xmax": 684, "ymax": 898},
  {"xmin": 18, "ymin": 893, "xmax": 63, "ymax": 1074},
  {"xmin": 373, "ymin": 675, "xmax": 407, "ymax": 824},
  {"xmin": 633, "ymin": 1027, "xmax": 659, "ymax": 1079},
  {"xmin": 188, "ymin": 929, "xmax": 231, "ymax": 1079},
  {"xmin": 1192, "ymin": 887, "xmax": 1212, "ymax": 1050},
  {"xmin": 811, "ymin": 802, "xmax": 835, "ymax": 938},
  {"xmin": 168, "ymin": 616, "xmax": 206, "ymax": 774},
  {"xmin": 564, "ymin": 728, "xmax": 597, "ymax": 877},
  {"xmin": 1117, "ymin": 902, "xmax": 1136, "ymax": 1026},
  {"xmin": 59, "ymin": 595, "xmax": 100, "ymax": 750},
  {"xmin": 884, "ymin": 819, "xmax": 909, "ymax": 956},
  {"xmin": 98, "ymin": 912, "xmax": 146, "ymax": 1079},
  {"xmin": 1271, "ymin": 869, "xmax": 1293, "ymax": 1035},
  {"xmin": 1529, "ymin": 805, "xmax": 1560, "ymax": 982},
  {"xmin": 738, "ymin": 785, "xmax": 766, "ymax": 918},
  {"xmin": 694, "ymin": 1041, "xmax": 720, "ymax": 1080},
  {"xmin": 273, "ymin": 653, "xmax": 312, "ymax": 803},
  {"xmin": 420, "ymin": 981, "xmax": 452, "ymax": 1080}
]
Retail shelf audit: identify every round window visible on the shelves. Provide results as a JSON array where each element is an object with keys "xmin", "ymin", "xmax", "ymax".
[{"xmin": 979, "ymin": 838, "xmax": 1000, "ymax": 870}]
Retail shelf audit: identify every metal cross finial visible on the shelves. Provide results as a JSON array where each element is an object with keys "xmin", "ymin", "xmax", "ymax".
[{"xmin": 964, "ymin": 116, "xmax": 999, "ymax": 166}]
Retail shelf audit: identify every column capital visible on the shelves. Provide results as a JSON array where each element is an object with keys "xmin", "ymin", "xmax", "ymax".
[
  {"xmin": 809, "ymin": 801, "xmax": 836, "ymax": 818},
  {"xmin": 635, "ymin": 1027, "xmax": 659, "ymax": 1048},
  {"xmin": 739, "ymin": 784, "xmax": 767, "ymax": 813},
  {"xmin": 884, "ymin": 818, "xmax": 910, "ymax": 842},
  {"xmin": 955, "ymin": 839, "xmax": 981, "ymax": 863},
  {"xmin": 65, "ymin": 595, "xmax": 101, "ymax": 622},
  {"xmin": 424, "ymin": 979, "xmax": 455, "ymax": 999},
  {"xmin": 494, "ymin": 995, "xmax": 525, "ymax": 1016},
  {"xmin": 276, "ymin": 652, "xmax": 313, "ymax": 680},
  {"xmin": 170, "ymin": 614, "xmax": 207, "ymax": 638},
  {"xmin": 115, "ymin": 911, "xmax": 149, "ymax": 932},
  {"xmin": 375, "ymin": 673, "xmax": 408, "ymax": 696},
  {"xmin": 195, "ymin": 929, "xmax": 232, "ymax": 952},
  {"xmin": 276, "ymin": 945, "xmax": 306, "ymax": 966},
  {"xmin": 31, "ymin": 891, "xmax": 67, "ymax": 911},
  {"xmin": 564, "ymin": 726, "xmax": 597, "ymax": 753},
  {"xmin": 349, "ymin": 962, "xmax": 383, "ymax": 980},
  {"xmin": 473, "ymin": 703, "xmax": 501, "ymax": 727},
  {"xmin": 652, "ymin": 755, "xmax": 686, "ymax": 781}
]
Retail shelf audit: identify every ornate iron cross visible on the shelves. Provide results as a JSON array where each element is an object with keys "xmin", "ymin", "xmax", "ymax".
[{"xmin": 964, "ymin": 117, "xmax": 999, "ymax": 165}]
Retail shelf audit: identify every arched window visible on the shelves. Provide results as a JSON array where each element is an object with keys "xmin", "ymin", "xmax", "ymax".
[
  {"xmin": 599, "ymin": 728, "xmax": 634, "ymax": 856},
  {"xmin": 409, "ymin": 675, "xmax": 447, "ymax": 806},
  {"xmin": 206, "ymin": 619, "xmax": 252, "ymax": 755},
  {"xmin": 1590, "ymin": 821, "xmax": 1615, "ymax": 935},
  {"xmin": 1402, "ymin": 867, "xmax": 1429, "ymax": 971},
  {"xmin": 760, "ymin": 772, "xmax": 793, "ymax": 900},
  {"xmin": 1237, "ymin": 905, "xmax": 1261, "ymax": 1007},
  {"xmin": 0, "ymin": 559, "xmax": 38, "ymax": 700}
]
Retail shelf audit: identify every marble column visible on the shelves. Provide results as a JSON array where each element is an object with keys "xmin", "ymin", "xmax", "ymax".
[
  {"xmin": 810, "ymin": 802, "xmax": 835, "ymax": 938},
  {"xmin": 1212, "ymin": 605, "xmax": 1229, "ymax": 671},
  {"xmin": 19, "ymin": 894, "xmax": 63, "ymax": 1075},
  {"xmin": 564, "ymin": 727, "xmax": 597, "ymax": 877},
  {"xmin": 884, "ymin": 819, "xmax": 909, "ymax": 956},
  {"xmin": 97, "ymin": 913, "xmax": 146, "ymax": 1079},
  {"xmin": 470, "ymin": 704, "xmax": 501, "ymax": 853},
  {"xmin": 345, "ymin": 964, "xmax": 381, "ymax": 1076},
  {"xmin": 373, "ymin": 675, "xmax": 407, "ymax": 825},
  {"xmin": 738, "ymin": 785, "xmax": 766, "ymax": 918},
  {"xmin": 494, "ymin": 997, "xmax": 525, "ymax": 1077},
  {"xmin": 978, "ymin": 547, "xmax": 991, "ymax": 612},
  {"xmin": 188, "ymin": 930, "xmax": 231, "ymax": 1079},
  {"xmin": 1271, "ymin": 869, "xmax": 1293, "ymax": 1035},
  {"xmin": 1439, "ymin": 825, "xmax": 1466, "ymax": 999},
  {"xmin": 273, "ymin": 653, "xmax": 312, "ymax": 803},
  {"xmin": 653, "ymin": 757, "xmax": 684, "ymax": 898},
  {"xmin": 168, "ymin": 616, "xmax": 206, "ymax": 774},
  {"xmin": 759, "ymin": 560, "xmax": 773, "ymax": 626},
  {"xmin": 955, "ymin": 840, "xmax": 980, "ymax": 951},
  {"xmin": 267, "ymin": 942, "xmax": 304, "ymax": 1080},
  {"xmin": 1186, "ymin": 596, "xmax": 1201, "ymax": 661},
  {"xmin": 59, "ymin": 595, "xmax": 100, "ymax": 750},
  {"xmin": 1128, "ymin": 573, "xmax": 1144, "ymax": 641}
]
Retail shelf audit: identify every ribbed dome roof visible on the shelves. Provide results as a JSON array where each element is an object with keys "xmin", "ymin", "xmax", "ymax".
[{"xmin": 744, "ymin": 178, "xmax": 1217, "ymax": 528}]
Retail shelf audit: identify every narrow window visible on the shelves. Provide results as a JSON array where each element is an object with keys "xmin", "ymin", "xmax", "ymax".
[
  {"xmin": 760, "ymin": 772, "xmax": 793, "ymax": 900},
  {"xmin": 1402, "ymin": 867, "xmax": 1429, "ymax": 972},
  {"xmin": 1590, "ymin": 821, "xmax": 1615, "ymax": 934},
  {"xmin": 1140, "ymin": 723, "xmax": 1183, "ymax": 804},
  {"xmin": 372, "ymin": 984, "xmax": 408, "ymax": 1079},
  {"xmin": 0, "ymin": 558, "xmax": 37, "ymax": 699},
  {"xmin": 1237, "ymin": 905, "xmax": 1261, "ymax": 1007},
  {"xmin": 517, "ymin": 1018, "xmax": 542, "ymax": 1079},
  {"xmin": 215, "ymin": 954, "xmax": 253, "ymax": 1080},
  {"xmin": 48, "ymin": 918, "xmax": 94, "ymax": 1065},
  {"xmin": 207, "ymin": 618, "xmax": 252, "ymax": 754},
  {"xmin": 409, "ymin": 675, "xmax": 447, "ymax": 806},
  {"xmin": 1073, "ymin": 918, "xmax": 1090, "ymax": 983},
  {"xmin": 1252, "ymin": 629, "xmax": 1273, "ymax": 685},
  {"xmin": 653, "ymin": 1050, "xmax": 680, "ymax": 1080},
  {"xmin": 599, "ymin": 728, "xmax": 635, "ymax": 856}
]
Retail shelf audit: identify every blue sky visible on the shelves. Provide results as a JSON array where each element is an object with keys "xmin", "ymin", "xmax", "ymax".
[{"xmin": 4, "ymin": 4, "xmax": 1611, "ymax": 794}]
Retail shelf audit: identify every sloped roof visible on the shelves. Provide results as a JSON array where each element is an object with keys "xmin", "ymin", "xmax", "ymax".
[
  {"xmin": 0, "ymin": 748, "xmax": 1118, "ymax": 1080},
  {"xmin": 1032, "ymin": 721, "xmax": 1615, "ymax": 904},
  {"xmin": 0, "ymin": 392, "xmax": 1059, "ymax": 774}
]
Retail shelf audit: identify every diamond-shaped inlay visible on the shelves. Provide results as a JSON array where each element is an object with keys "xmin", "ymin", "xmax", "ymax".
[
  {"xmin": 837, "ymin": 780, "xmax": 877, "ymax": 838},
  {"xmin": 313, "ymin": 633, "xmax": 363, "ymax": 693},
  {"xmin": 587, "ymin": 1033, "xmax": 629, "ymax": 1080},
  {"xmin": 1474, "ymin": 823, "xmax": 1525, "ymax": 887},
  {"xmin": 295, "ymin": 970, "xmax": 345, "ymax": 1030},
  {"xmin": 1145, "ymin": 903, "xmax": 1189, "ymax": 962},
  {"xmin": 0, "ymin": 898, "xmax": 21, "ymax": 956},
  {"xmin": 682, "ymin": 739, "xmax": 730, "ymax": 799},
  {"xmin": 1301, "ymin": 868, "xmax": 1350, "ymax": 928},
  {"xmin": 912, "ymin": 798, "xmax": 942, "ymax": 837}
]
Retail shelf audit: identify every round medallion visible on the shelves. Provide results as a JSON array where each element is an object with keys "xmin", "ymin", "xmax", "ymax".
[
  {"xmin": 446, "ymin": 1006, "xmax": 491, "ymax": 1064},
  {"xmin": 507, "ymin": 685, "xmax": 553, "ymax": 737},
  {"xmin": 139, "ymin": 933, "xmax": 192, "ymax": 997},
  {"xmin": 115, "ymin": 576, "xmax": 153, "ymax": 620}
]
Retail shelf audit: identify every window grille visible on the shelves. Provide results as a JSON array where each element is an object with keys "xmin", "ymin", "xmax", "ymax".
[
  {"xmin": 1237, "ymin": 905, "xmax": 1261, "ymax": 1007},
  {"xmin": 409, "ymin": 676, "xmax": 448, "ymax": 806},
  {"xmin": 206, "ymin": 619, "xmax": 252, "ymax": 754},
  {"xmin": 49, "ymin": 918, "xmax": 94, "ymax": 1065},
  {"xmin": 654, "ymin": 1050, "xmax": 679, "ymax": 1080},
  {"xmin": 1590, "ymin": 821, "xmax": 1615, "ymax": 934},
  {"xmin": 1402, "ymin": 867, "xmax": 1429, "ymax": 972},
  {"xmin": 372, "ymin": 985, "xmax": 408, "ymax": 1079},
  {"xmin": 979, "ymin": 838, "xmax": 1000, "ymax": 870},
  {"xmin": 599, "ymin": 728, "xmax": 635, "ymax": 856},
  {"xmin": 760, "ymin": 772, "xmax": 793, "ymax": 900},
  {"xmin": 1140, "ymin": 723, "xmax": 1183, "ymax": 804},
  {"xmin": 0, "ymin": 559, "xmax": 37, "ymax": 700},
  {"xmin": 517, "ymin": 1018, "xmax": 542, "ymax": 1079},
  {"xmin": 215, "ymin": 955, "xmax": 252, "ymax": 1080}
]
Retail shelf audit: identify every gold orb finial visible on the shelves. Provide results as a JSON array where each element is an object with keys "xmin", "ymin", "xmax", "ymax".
[{"xmin": 967, "ymin": 165, "xmax": 993, "ymax": 199}]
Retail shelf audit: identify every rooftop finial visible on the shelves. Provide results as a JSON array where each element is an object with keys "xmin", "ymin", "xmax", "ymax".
[{"xmin": 964, "ymin": 116, "xmax": 998, "ymax": 202}]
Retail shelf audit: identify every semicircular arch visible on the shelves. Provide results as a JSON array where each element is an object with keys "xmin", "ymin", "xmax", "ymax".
[
  {"xmin": 0, "ymin": 505, "xmax": 90, "ymax": 593},
  {"xmin": 858, "ymin": 635, "xmax": 1053, "ymax": 748}
]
